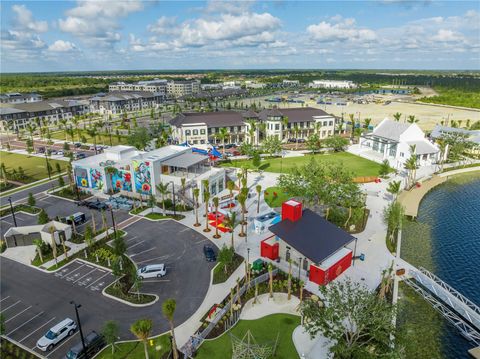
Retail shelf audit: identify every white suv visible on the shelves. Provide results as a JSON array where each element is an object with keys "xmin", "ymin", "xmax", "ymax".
[
  {"xmin": 137, "ymin": 264, "xmax": 166, "ymax": 279},
  {"xmin": 36, "ymin": 318, "xmax": 77, "ymax": 351}
]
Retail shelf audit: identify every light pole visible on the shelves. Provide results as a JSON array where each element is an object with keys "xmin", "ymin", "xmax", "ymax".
[
  {"xmin": 169, "ymin": 181, "xmax": 177, "ymax": 217},
  {"xmin": 70, "ymin": 301, "xmax": 87, "ymax": 358},
  {"xmin": 109, "ymin": 205, "xmax": 117, "ymax": 239},
  {"xmin": 8, "ymin": 197, "xmax": 18, "ymax": 246},
  {"xmin": 247, "ymin": 247, "xmax": 250, "ymax": 264},
  {"xmin": 44, "ymin": 151, "xmax": 51, "ymax": 180}
]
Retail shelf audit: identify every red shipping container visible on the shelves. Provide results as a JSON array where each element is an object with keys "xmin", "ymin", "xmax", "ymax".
[
  {"xmin": 260, "ymin": 239, "xmax": 279, "ymax": 260},
  {"xmin": 281, "ymin": 200, "xmax": 302, "ymax": 222},
  {"xmin": 309, "ymin": 250, "xmax": 353, "ymax": 285}
]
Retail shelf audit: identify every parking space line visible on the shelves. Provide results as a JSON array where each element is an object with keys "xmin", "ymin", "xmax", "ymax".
[
  {"xmin": 7, "ymin": 311, "xmax": 44, "ymax": 336},
  {"xmin": 126, "ymin": 235, "xmax": 138, "ymax": 243},
  {"xmin": 1, "ymin": 300, "xmax": 21, "ymax": 313},
  {"xmin": 127, "ymin": 240, "xmax": 145, "ymax": 250},
  {"xmin": 61, "ymin": 263, "xmax": 86, "ymax": 278},
  {"xmin": 19, "ymin": 317, "xmax": 57, "ymax": 343},
  {"xmin": 130, "ymin": 248, "xmax": 156, "ymax": 257},
  {"xmin": 72, "ymin": 268, "xmax": 97, "ymax": 284},
  {"xmin": 84, "ymin": 272, "xmax": 111, "ymax": 289},
  {"xmin": 3, "ymin": 220, "xmax": 12, "ymax": 225},
  {"xmin": 136, "ymin": 255, "xmax": 170, "ymax": 264},
  {"xmin": 45, "ymin": 331, "xmax": 79, "ymax": 358},
  {"xmin": 5, "ymin": 306, "xmax": 32, "ymax": 323},
  {"xmin": 0, "ymin": 296, "xmax": 10, "ymax": 303},
  {"xmin": 85, "ymin": 264, "xmax": 93, "ymax": 269},
  {"xmin": 142, "ymin": 279, "xmax": 171, "ymax": 283}
]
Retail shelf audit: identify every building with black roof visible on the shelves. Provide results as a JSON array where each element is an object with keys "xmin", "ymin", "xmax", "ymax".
[{"xmin": 261, "ymin": 199, "xmax": 356, "ymax": 286}]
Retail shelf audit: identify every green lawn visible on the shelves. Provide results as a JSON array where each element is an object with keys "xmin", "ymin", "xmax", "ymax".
[
  {"xmin": 49, "ymin": 130, "xmax": 129, "ymax": 146},
  {"xmin": 222, "ymin": 152, "xmax": 382, "ymax": 177},
  {"xmin": 0, "ymin": 151, "xmax": 67, "ymax": 183},
  {"xmin": 196, "ymin": 314, "xmax": 301, "ymax": 359},
  {"xmin": 96, "ymin": 335, "xmax": 171, "ymax": 359},
  {"xmin": 264, "ymin": 186, "xmax": 290, "ymax": 208}
]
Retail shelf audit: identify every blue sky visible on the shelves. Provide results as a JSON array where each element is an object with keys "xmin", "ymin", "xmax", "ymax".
[{"xmin": 1, "ymin": 1, "xmax": 479, "ymax": 72}]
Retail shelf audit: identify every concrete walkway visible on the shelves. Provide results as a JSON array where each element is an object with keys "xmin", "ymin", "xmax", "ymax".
[{"xmin": 240, "ymin": 293, "xmax": 300, "ymax": 320}]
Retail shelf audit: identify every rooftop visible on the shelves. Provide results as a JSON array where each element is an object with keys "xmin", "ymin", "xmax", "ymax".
[
  {"xmin": 269, "ymin": 209, "xmax": 355, "ymax": 264},
  {"xmin": 371, "ymin": 118, "xmax": 411, "ymax": 141}
]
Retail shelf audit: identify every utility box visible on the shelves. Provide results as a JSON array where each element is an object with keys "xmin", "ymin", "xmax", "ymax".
[
  {"xmin": 281, "ymin": 200, "xmax": 302, "ymax": 222},
  {"xmin": 260, "ymin": 237, "xmax": 279, "ymax": 260}
]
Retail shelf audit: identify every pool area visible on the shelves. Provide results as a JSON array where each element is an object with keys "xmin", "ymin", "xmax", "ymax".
[{"xmin": 254, "ymin": 211, "xmax": 281, "ymax": 234}]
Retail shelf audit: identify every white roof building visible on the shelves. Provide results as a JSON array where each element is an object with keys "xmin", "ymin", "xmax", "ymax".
[{"xmin": 359, "ymin": 118, "xmax": 440, "ymax": 168}]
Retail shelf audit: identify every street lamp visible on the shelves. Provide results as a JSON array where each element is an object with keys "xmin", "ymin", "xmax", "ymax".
[
  {"xmin": 44, "ymin": 151, "xmax": 51, "ymax": 180},
  {"xmin": 7, "ymin": 197, "xmax": 17, "ymax": 227},
  {"xmin": 298, "ymin": 257, "xmax": 302, "ymax": 279},
  {"xmin": 169, "ymin": 181, "xmax": 177, "ymax": 217},
  {"xmin": 70, "ymin": 301, "xmax": 88, "ymax": 358},
  {"xmin": 109, "ymin": 205, "xmax": 117, "ymax": 239},
  {"xmin": 247, "ymin": 247, "xmax": 250, "ymax": 264}
]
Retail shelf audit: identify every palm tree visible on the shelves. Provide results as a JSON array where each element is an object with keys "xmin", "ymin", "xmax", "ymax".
[
  {"xmin": 268, "ymin": 263, "xmax": 273, "ymax": 298},
  {"xmin": 387, "ymin": 180, "xmax": 401, "ymax": 201},
  {"xmin": 258, "ymin": 122, "xmax": 267, "ymax": 145},
  {"xmin": 218, "ymin": 127, "xmax": 229, "ymax": 157},
  {"xmin": 59, "ymin": 119, "xmax": 68, "ymax": 140},
  {"xmin": 281, "ymin": 116, "xmax": 289, "ymax": 142},
  {"xmin": 130, "ymin": 319, "xmax": 153, "ymax": 359},
  {"xmin": 33, "ymin": 239, "xmax": 44, "ymax": 263},
  {"xmin": 50, "ymin": 227, "xmax": 58, "ymax": 265},
  {"xmin": 162, "ymin": 299, "xmax": 179, "ymax": 359},
  {"xmin": 180, "ymin": 177, "xmax": 187, "ymax": 211},
  {"xmin": 202, "ymin": 180, "xmax": 211, "ymax": 232},
  {"xmin": 193, "ymin": 188, "xmax": 200, "ymax": 227},
  {"xmin": 224, "ymin": 211, "xmax": 238, "ymax": 249},
  {"xmin": 227, "ymin": 180, "xmax": 235, "ymax": 201},
  {"xmin": 293, "ymin": 124, "xmax": 300, "ymax": 149},
  {"xmin": 86, "ymin": 126, "xmax": 98, "ymax": 153},
  {"xmin": 287, "ymin": 259, "xmax": 292, "ymax": 300},
  {"xmin": 407, "ymin": 115, "xmax": 419, "ymax": 124},
  {"xmin": 155, "ymin": 183, "xmax": 169, "ymax": 215},
  {"xmin": 212, "ymin": 197, "xmax": 221, "ymax": 239},
  {"xmin": 393, "ymin": 112, "xmax": 402, "ymax": 122},
  {"xmin": 363, "ymin": 118, "xmax": 372, "ymax": 131},
  {"xmin": 72, "ymin": 116, "xmax": 80, "ymax": 141},
  {"xmin": 69, "ymin": 215, "xmax": 77, "ymax": 239},
  {"xmin": 237, "ymin": 193, "xmax": 247, "ymax": 237},
  {"xmin": 26, "ymin": 123, "xmax": 36, "ymax": 141},
  {"xmin": 246, "ymin": 119, "xmax": 257, "ymax": 145},
  {"xmin": 348, "ymin": 113, "xmax": 355, "ymax": 142},
  {"xmin": 255, "ymin": 184, "xmax": 262, "ymax": 213}
]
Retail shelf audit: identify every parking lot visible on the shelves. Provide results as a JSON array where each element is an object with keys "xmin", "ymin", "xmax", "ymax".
[{"xmin": 53, "ymin": 260, "xmax": 115, "ymax": 293}]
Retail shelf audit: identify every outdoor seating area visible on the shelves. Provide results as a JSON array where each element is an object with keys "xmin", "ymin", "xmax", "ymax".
[{"xmin": 104, "ymin": 196, "xmax": 136, "ymax": 211}]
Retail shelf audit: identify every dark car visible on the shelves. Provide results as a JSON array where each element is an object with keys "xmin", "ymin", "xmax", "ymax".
[
  {"xmin": 64, "ymin": 331, "xmax": 105, "ymax": 359},
  {"xmin": 203, "ymin": 245, "xmax": 216, "ymax": 262},
  {"xmin": 74, "ymin": 142, "xmax": 82, "ymax": 148},
  {"xmin": 74, "ymin": 153, "xmax": 86, "ymax": 160},
  {"xmin": 62, "ymin": 212, "xmax": 86, "ymax": 225},
  {"xmin": 85, "ymin": 200, "xmax": 108, "ymax": 210}
]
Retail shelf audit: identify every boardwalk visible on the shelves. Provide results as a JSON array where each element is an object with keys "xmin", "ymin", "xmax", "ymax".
[{"xmin": 398, "ymin": 175, "xmax": 446, "ymax": 218}]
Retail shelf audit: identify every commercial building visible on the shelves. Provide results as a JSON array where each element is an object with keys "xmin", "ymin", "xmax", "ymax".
[
  {"xmin": 167, "ymin": 80, "xmax": 201, "ymax": 98},
  {"xmin": 89, "ymin": 91, "xmax": 164, "ymax": 115},
  {"xmin": 0, "ymin": 92, "xmax": 43, "ymax": 104},
  {"xmin": 0, "ymin": 99, "xmax": 89, "ymax": 132},
  {"xmin": 282, "ymin": 80, "xmax": 300, "ymax": 87},
  {"xmin": 359, "ymin": 118, "xmax": 440, "ymax": 167},
  {"xmin": 169, "ymin": 107, "xmax": 336, "ymax": 145},
  {"xmin": 261, "ymin": 200, "xmax": 355, "ymax": 286},
  {"xmin": 108, "ymin": 79, "xmax": 168, "ymax": 96},
  {"xmin": 3, "ymin": 221, "xmax": 72, "ymax": 249},
  {"xmin": 309, "ymin": 80, "xmax": 357, "ymax": 89},
  {"xmin": 72, "ymin": 145, "xmax": 225, "ymax": 202}
]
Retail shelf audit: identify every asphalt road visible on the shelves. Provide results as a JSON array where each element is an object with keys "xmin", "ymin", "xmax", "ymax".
[
  {"xmin": 1, "ymin": 218, "xmax": 214, "ymax": 359},
  {"xmin": 0, "ymin": 176, "xmax": 68, "ymax": 206}
]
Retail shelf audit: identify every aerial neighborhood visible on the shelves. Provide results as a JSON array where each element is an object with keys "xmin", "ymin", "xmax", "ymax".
[{"xmin": 1, "ymin": 2, "xmax": 480, "ymax": 359}]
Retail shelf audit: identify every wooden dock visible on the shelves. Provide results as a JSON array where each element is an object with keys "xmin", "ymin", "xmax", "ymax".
[{"xmin": 398, "ymin": 175, "xmax": 447, "ymax": 218}]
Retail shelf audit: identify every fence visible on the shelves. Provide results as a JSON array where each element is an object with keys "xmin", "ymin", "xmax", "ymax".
[{"xmin": 181, "ymin": 269, "xmax": 278, "ymax": 358}]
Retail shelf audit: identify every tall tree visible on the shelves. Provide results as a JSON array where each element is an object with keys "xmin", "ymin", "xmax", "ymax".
[
  {"xmin": 386, "ymin": 180, "xmax": 401, "ymax": 202},
  {"xmin": 393, "ymin": 112, "xmax": 402, "ymax": 122},
  {"xmin": 193, "ymin": 188, "xmax": 200, "ymax": 227},
  {"xmin": 218, "ymin": 127, "xmax": 229, "ymax": 157},
  {"xmin": 130, "ymin": 319, "xmax": 153, "ymax": 359},
  {"xmin": 224, "ymin": 211, "xmax": 238, "ymax": 249},
  {"xmin": 102, "ymin": 320, "xmax": 120, "ymax": 355},
  {"xmin": 162, "ymin": 299, "xmax": 179, "ymax": 359},
  {"xmin": 212, "ymin": 197, "xmax": 221, "ymax": 239},
  {"xmin": 202, "ymin": 180, "xmax": 211, "ymax": 232},
  {"xmin": 155, "ymin": 182, "xmax": 169, "ymax": 215},
  {"xmin": 255, "ymin": 184, "xmax": 262, "ymax": 213}
]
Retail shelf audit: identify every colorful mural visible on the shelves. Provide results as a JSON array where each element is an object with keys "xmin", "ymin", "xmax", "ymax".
[
  {"xmin": 111, "ymin": 169, "xmax": 133, "ymax": 192},
  {"xmin": 89, "ymin": 168, "xmax": 104, "ymax": 190},
  {"xmin": 132, "ymin": 160, "xmax": 152, "ymax": 194},
  {"xmin": 74, "ymin": 167, "xmax": 89, "ymax": 188}
]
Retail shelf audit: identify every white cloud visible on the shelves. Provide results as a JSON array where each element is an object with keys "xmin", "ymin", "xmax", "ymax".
[
  {"xmin": 307, "ymin": 17, "xmax": 376, "ymax": 43},
  {"xmin": 431, "ymin": 29, "xmax": 464, "ymax": 42},
  {"xmin": 147, "ymin": 16, "xmax": 179, "ymax": 35},
  {"xmin": 12, "ymin": 4, "xmax": 48, "ymax": 33},
  {"xmin": 48, "ymin": 40, "xmax": 77, "ymax": 52},
  {"xmin": 203, "ymin": 0, "xmax": 253, "ymax": 15}
]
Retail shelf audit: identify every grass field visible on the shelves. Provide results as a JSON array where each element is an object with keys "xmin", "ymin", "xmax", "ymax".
[
  {"xmin": 196, "ymin": 314, "xmax": 301, "ymax": 359},
  {"xmin": 222, "ymin": 152, "xmax": 382, "ymax": 177},
  {"xmin": 264, "ymin": 186, "xmax": 290, "ymax": 208},
  {"xmin": 49, "ymin": 130, "xmax": 129, "ymax": 146},
  {"xmin": 0, "ymin": 151, "xmax": 67, "ymax": 182},
  {"xmin": 96, "ymin": 335, "xmax": 170, "ymax": 359}
]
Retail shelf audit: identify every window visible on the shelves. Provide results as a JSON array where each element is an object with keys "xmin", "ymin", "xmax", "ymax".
[
  {"xmin": 193, "ymin": 129, "xmax": 198, "ymax": 135},
  {"xmin": 200, "ymin": 129, "xmax": 206, "ymax": 135},
  {"xmin": 218, "ymin": 179, "xmax": 224, "ymax": 192},
  {"xmin": 275, "ymin": 124, "xmax": 280, "ymax": 130},
  {"xmin": 185, "ymin": 130, "xmax": 191, "ymax": 136},
  {"xmin": 210, "ymin": 183, "xmax": 216, "ymax": 195},
  {"xmin": 329, "ymin": 121, "xmax": 333, "ymax": 126},
  {"xmin": 400, "ymin": 152, "xmax": 404, "ymax": 157},
  {"xmin": 323, "ymin": 121, "xmax": 328, "ymax": 126}
]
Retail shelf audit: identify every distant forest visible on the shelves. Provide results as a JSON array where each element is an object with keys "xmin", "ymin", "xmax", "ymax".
[{"xmin": 1, "ymin": 69, "xmax": 479, "ymax": 108}]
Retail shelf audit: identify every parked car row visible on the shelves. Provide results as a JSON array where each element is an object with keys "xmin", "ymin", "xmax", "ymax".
[
  {"xmin": 36, "ymin": 318, "xmax": 105, "ymax": 358},
  {"xmin": 76, "ymin": 199, "xmax": 108, "ymax": 210}
]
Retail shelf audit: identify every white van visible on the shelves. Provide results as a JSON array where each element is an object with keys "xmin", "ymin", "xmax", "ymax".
[
  {"xmin": 137, "ymin": 264, "xmax": 166, "ymax": 279},
  {"xmin": 37, "ymin": 318, "xmax": 77, "ymax": 351}
]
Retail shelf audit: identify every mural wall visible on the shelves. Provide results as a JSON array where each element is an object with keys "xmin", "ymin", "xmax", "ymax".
[
  {"xmin": 89, "ymin": 168, "xmax": 104, "ymax": 190},
  {"xmin": 132, "ymin": 160, "xmax": 152, "ymax": 195},
  {"xmin": 111, "ymin": 167, "xmax": 133, "ymax": 192},
  {"xmin": 75, "ymin": 167, "xmax": 89, "ymax": 188}
]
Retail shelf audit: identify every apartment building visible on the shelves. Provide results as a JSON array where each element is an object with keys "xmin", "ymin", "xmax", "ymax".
[
  {"xmin": 166, "ymin": 80, "xmax": 201, "ymax": 98},
  {"xmin": 0, "ymin": 93, "xmax": 43, "ymax": 104},
  {"xmin": 89, "ymin": 91, "xmax": 164, "ymax": 115},
  {"xmin": 309, "ymin": 80, "xmax": 358, "ymax": 89},
  {"xmin": 169, "ymin": 107, "xmax": 336, "ymax": 145},
  {"xmin": 0, "ymin": 99, "xmax": 89, "ymax": 132},
  {"xmin": 109, "ymin": 79, "xmax": 168, "ymax": 96}
]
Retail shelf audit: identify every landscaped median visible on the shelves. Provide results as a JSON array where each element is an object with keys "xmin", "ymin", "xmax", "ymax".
[{"xmin": 95, "ymin": 335, "xmax": 171, "ymax": 359}]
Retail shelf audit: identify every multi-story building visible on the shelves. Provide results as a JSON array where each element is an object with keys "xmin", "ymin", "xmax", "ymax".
[
  {"xmin": 169, "ymin": 107, "xmax": 336, "ymax": 145},
  {"xmin": 282, "ymin": 80, "xmax": 300, "ymax": 87},
  {"xmin": 89, "ymin": 91, "xmax": 164, "ymax": 115},
  {"xmin": 108, "ymin": 79, "xmax": 168, "ymax": 96},
  {"xmin": 166, "ymin": 80, "xmax": 201, "ymax": 98},
  {"xmin": 0, "ymin": 92, "xmax": 43, "ymax": 104},
  {"xmin": 308, "ymin": 80, "xmax": 357, "ymax": 89},
  {"xmin": 72, "ymin": 145, "xmax": 226, "ymax": 202},
  {"xmin": 0, "ymin": 99, "xmax": 89, "ymax": 132}
]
